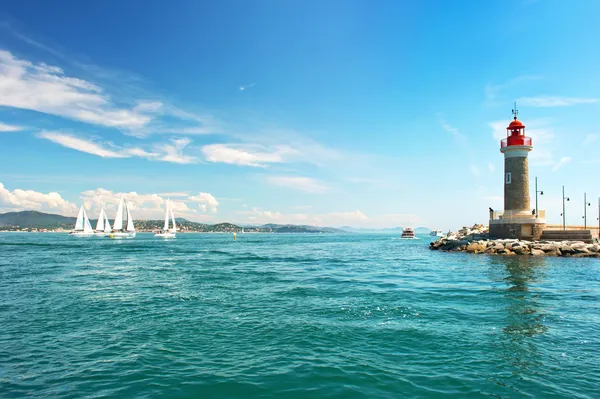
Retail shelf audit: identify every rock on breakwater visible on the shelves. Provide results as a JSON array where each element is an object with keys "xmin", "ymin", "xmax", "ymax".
[{"xmin": 430, "ymin": 224, "xmax": 600, "ymax": 257}]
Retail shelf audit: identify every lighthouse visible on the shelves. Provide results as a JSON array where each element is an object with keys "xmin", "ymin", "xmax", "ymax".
[{"xmin": 489, "ymin": 106, "xmax": 546, "ymax": 239}]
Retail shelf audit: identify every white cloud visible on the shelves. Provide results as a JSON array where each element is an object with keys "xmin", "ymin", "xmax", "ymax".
[
  {"xmin": 202, "ymin": 143, "xmax": 299, "ymax": 167},
  {"xmin": 440, "ymin": 119, "xmax": 464, "ymax": 141},
  {"xmin": 0, "ymin": 50, "xmax": 157, "ymax": 130},
  {"xmin": 237, "ymin": 207, "xmax": 369, "ymax": 227},
  {"xmin": 484, "ymin": 76, "xmax": 542, "ymax": 103},
  {"xmin": 0, "ymin": 182, "xmax": 77, "ymax": 214},
  {"xmin": 188, "ymin": 192, "xmax": 219, "ymax": 213},
  {"xmin": 79, "ymin": 188, "xmax": 214, "ymax": 220},
  {"xmin": 239, "ymin": 83, "xmax": 256, "ymax": 91},
  {"xmin": 0, "ymin": 50, "xmax": 210, "ymax": 136},
  {"xmin": 0, "ymin": 122, "xmax": 23, "ymax": 132},
  {"xmin": 583, "ymin": 134, "xmax": 599, "ymax": 145},
  {"xmin": 38, "ymin": 131, "xmax": 197, "ymax": 164},
  {"xmin": 488, "ymin": 163, "xmax": 496, "ymax": 172},
  {"xmin": 552, "ymin": 156, "xmax": 571, "ymax": 172},
  {"xmin": 470, "ymin": 165, "xmax": 481, "ymax": 176},
  {"xmin": 517, "ymin": 96, "xmax": 597, "ymax": 107},
  {"xmin": 39, "ymin": 131, "xmax": 129, "ymax": 158},
  {"xmin": 153, "ymin": 138, "xmax": 198, "ymax": 164},
  {"xmin": 267, "ymin": 176, "xmax": 330, "ymax": 193}
]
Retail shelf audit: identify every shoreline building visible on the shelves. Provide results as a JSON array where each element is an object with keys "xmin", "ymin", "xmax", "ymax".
[{"xmin": 489, "ymin": 108, "xmax": 547, "ymax": 240}]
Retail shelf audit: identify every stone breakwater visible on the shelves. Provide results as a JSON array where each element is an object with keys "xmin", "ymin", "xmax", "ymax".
[{"xmin": 429, "ymin": 225, "xmax": 600, "ymax": 257}]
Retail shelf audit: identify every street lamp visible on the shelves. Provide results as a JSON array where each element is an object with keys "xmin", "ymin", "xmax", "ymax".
[
  {"xmin": 534, "ymin": 176, "xmax": 543, "ymax": 218},
  {"xmin": 561, "ymin": 186, "xmax": 570, "ymax": 230},
  {"xmin": 582, "ymin": 193, "xmax": 591, "ymax": 230}
]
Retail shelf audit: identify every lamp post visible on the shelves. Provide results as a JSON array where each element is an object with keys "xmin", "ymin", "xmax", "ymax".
[
  {"xmin": 534, "ymin": 177, "xmax": 543, "ymax": 218},
  {"xmin": 582, "ymin": 193, "xmax": 591, "ymax": 230},
  {"xmin": 561, "ymin": 186, "xmax": 570, "ymax": 230}
]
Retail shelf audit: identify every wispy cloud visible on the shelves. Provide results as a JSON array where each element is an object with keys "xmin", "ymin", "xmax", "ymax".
[
  {"xmin": 267, "ymin": 176, "xmax": 330, "ymax": 194},
  {"xmin": 484, "ymin": 75, "xmax": 542, "ymax": 104},
  {"xmin": 489, "ymin": 118, "xmax": 557, "ymax": 166},
  {"xmin": 0, "ymin": 122, "xmax": 23, "ymax": 132},
  {"xmin": 38, "ymin": 131, "xmax": 129, "ymax": 158},
  {"xmin": 0, "ymin": 50, "xmax": 210, "ymax": 136},
  {"xmin": 202, "ymin": 143, "xmax": 300, "ymax": 167},
  {"xmin": 470, "ymin": 165, "xmax": 482, "ymax": 176},
  {"xmin": 552, "ymin": 156, "xmax": 571, "ymax": 171},
  {"xmin": 517, "ymin": 96, "xmax": 597, "ymax": 107},
  {"xmin": 583, "ymin": 134, "xmax": 599, "ymax": 145},
  {"xmin": 239, "ymin": 83, "xmax": 256, "ymax": 91},
  {"xmin": 439, "ymin": 119, "xmax": 465, "ymax": 141},
  {"xmin": 488, "ymin": 163, "xmax": 496, "ymax": 172},
  {"xmin": 38, "ymin": 131, "xmax": 198, "ymax": 163},
  {"xmin": 152, "ymin": 138, "xmax": 198, "ymax": 164}
]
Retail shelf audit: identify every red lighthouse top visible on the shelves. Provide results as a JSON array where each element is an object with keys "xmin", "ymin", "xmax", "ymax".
[{"xmin": 501, "ymin": 105, "xmax": 532, "ymax": 148}]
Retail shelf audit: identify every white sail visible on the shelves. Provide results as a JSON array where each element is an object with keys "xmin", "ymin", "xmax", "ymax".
[
  {"xmin": 113, "ymin": 197, "xmax": 124, "ymax": 231},
  {"xmin": 126, "ymin": 202, "xmax": 135, "ymax": 232},
  {"xmin": 170, "ymin": 207, "xmax": 176, "ymax": 233},
  {"xmin": 163, "ymin": 200, "xmax": 170, "ymax": 230},
  {"xmin": 74, "ymin": 206, "xmax": 85, "ymax": 231},
  {"xmin": 83, "ymin": 208, "xmax": 94, "ymax": 233},
  {"xmin": 103, "ymin": 211, "xmax": 111, "ymax": 233},
  {"xmin": 95, "ymin": 207, "xmax": 105, "ymax": 231}
]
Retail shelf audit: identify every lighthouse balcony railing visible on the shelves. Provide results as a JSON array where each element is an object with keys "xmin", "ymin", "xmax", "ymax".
[{"xmin": 501, "ymin": 136, "xmax": 532, "ymax": 148}]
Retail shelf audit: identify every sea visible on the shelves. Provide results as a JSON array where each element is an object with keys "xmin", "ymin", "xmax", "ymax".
[{"xmin": 1, "ymin": 232, "xmax": 599, "ymax": 398}]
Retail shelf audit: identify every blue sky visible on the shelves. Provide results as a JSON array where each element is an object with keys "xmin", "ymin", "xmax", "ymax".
[{"xmin": 0, "ymin": 0, "xmax": 599, "ymax": 229}]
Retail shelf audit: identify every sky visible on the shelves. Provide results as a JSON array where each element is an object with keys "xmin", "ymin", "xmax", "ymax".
[{"xmin": 0, "ymin": 0, "xmax": 599, "ymax": 230}]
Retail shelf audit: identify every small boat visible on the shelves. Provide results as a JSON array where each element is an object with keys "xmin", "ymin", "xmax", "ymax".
[
  {"xmin": 109, "ymin": 196, "xmax": 136, "ymax": 239},
  {"xmin": 70, "ymin": 205, "xmax": 95, "ymax": 236},
  {"xmin": 430, "ymin": 229, "xmax": 443, "ymax": 237},
  {"xmin": 401, "ymin": 227, "xmax": 415, "ymax": 239},
  {"xmin": 155, "ymin": 200, "xmax": 176, "ymax": 238},
  {"xmin": 94, "ymin": 206, "xmax": 112, "ymax": 236}
]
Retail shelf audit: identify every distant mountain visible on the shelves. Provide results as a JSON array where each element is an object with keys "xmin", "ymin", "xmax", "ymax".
[
  {"xmin": 0, "ymin": 211, "xmax": 345, "ymax": 233},
  {"xmin": 0, "ymin": 211, "xmax": 76, "ymax": 227},
  {"xmin": 340, "ymin": 226, "xmax": 432, "ymax": 234}
]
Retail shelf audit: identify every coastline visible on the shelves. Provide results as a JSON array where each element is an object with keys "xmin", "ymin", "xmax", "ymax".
[{"xmin": 430, "ymin": 224, "xmax": 600, "ymax": 257}]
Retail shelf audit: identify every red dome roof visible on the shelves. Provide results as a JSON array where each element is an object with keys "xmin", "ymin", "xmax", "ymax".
[{"xmin": 508, "ymin": 118, "xmax": 524, "ymax": 128}]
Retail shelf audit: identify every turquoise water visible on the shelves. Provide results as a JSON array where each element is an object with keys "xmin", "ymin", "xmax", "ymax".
[{"xmin": 1, "ymin": 233, "xmax": 599, "ymax": 398}]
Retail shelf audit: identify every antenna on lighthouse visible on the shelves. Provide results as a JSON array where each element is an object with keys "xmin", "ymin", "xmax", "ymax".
[{"xmin": 511, "ymin": 102, "xmax": 518, "ymax": 120}]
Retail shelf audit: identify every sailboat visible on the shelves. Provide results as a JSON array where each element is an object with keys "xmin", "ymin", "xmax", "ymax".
[
  {"xmin": 109, "ymin": 196, "xmax": 136, "ymax": 238},
  {"xmin": 94, "ymin": 206, "xmax": 112, "ymax": 236},
  {"xmin": 155, "ymin": 200, "xmax": 176, "ymax": 238},
  {"xmin": 70, "ymin": 205, "xmax": 95, "ymax": 236}
]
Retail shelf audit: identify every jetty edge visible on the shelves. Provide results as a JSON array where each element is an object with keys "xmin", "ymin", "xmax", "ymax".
[{"xmin": 429, "ymin": 224, "xmax": 600, "ymax": 257}]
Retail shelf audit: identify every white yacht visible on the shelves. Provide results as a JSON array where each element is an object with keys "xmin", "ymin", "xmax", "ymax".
[
  {"xmin": 155, "ymin": 200, "xmax": 176, "ymax": 238},
  {"xmin": 109, "ymin": 196, "xmax": 136, "ymax": 239},
  {"xmin": 70, "ymin": 205, "xmax": 95, "ymax": 236},
  {"xmin": 430, "ymin": 229, "xmax": 443, "ymax": 237},
  {"xmin": 401, "ymin": 227, "xmax": 416, "ymax": 239},
  {"xmin": 94, "ymin": 206, "xmax": 112, "ymax": 236}
]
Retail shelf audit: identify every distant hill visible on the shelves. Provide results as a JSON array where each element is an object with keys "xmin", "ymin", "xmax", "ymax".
[
  {"xmin": 340, "ymin": 226, "xmax": 432, "ymax": 234},
  {"xmin": 0, "ymin": 211, "xmax": 345, "ymax": 233},
  {"xmin": 0, "ymin": 211, "xmax": 76, "ymax": 227}
]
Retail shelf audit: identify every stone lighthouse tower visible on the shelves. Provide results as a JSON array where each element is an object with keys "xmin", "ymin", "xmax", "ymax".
[
  {"xmin": 502, "ymin": 107, "xmax": 531, "ymax": 214},
  {"xmin": 489, "ymin": 106, "xmax": 546, "ymax": 239}
]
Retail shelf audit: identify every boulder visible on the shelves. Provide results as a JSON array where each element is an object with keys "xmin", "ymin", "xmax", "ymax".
[
  {"xmin": 467, "ymin": 242, "xmax": 486, "ymax": 253},
  {"xmin": 494, "ymin": 243, "xmax": 505, "ymax": 251},
  {"xmin": 559, "ymin": 244, "xmax": 575, "ymax": 255},
  {"xmin": 531, "ymin": 249, "xmax": 545, "ymax": 256}
]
